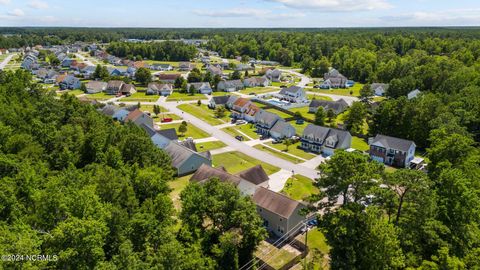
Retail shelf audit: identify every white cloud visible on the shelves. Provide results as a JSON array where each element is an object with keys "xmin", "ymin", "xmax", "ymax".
[
  {"xmin": 28, "ymin": 0, "xmax": 49, "ymax": 9},
  {"xmin": 0, "ymin": 0, "xmax": 11, "ymax": 5},
  {"xmin": 193, "ymin": 8, "xmax": 304, "ymax": 20},
  {"xmin": 264, "ymin": 0, "xmax": 392, "ymax": 12},
  {"xmin": 8, "ymin": 8, "xmax": 25, "ymax": 17},
  {"xmin": 380, "ymin": 9, "xmax": 480, "ymax": 26}
]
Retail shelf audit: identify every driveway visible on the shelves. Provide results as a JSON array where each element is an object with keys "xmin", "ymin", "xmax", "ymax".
[{"xmin": 0, "ymin": 54, "xmax": 15, "ymax": 70}]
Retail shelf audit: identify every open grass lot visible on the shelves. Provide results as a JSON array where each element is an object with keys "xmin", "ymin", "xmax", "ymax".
[
  {"xmin": 236, "ymin": 124, "xmax": 260, "ymax": 139},
  {"xmin": 290, "ymin": 120, "xmax": 309, "ymax": 135},
  {"xmin": 160, "ymin": 122, "xmax": 210, "ymax": 139},
  {"xmin": 265, "ymin": 108, "xmax": 292, "ymax": 119},
  {"xmin": 168, "ymin": 175, "xmax": 190, "ymax": 211},
  {"xmin": 138, "ymin": 105, "xmax": 182, "ymax": 120},
  {"xmin": 212, "ymin": 152, "xmax": 280, "ymax": 175},
  {"xmin": 295, "ymin": 229, "xmax": 330, "ymax": 270},
  {"xmin": 266, "ymin": 141, "xmax": 317, "ymax": 160},
  {"xmin": 307, "ymin": 83, "xmax": 364, "ymax": 97},
  {"xmin": 255, "ymin": 241, "xmax": 298, "ymax": 270},
  {"xmin": 196, "ymin": 141, "xmax": 227, "ymax": 152},
  {"xmin": 177, "ymin": 103, "xmax": 229, "ymax": 125},
  {"xmin": 120, "ymin": 92, "xmax": 159, "ymax": 102},
  {"xmin": 281, "ymin": 175, "xmax": 318, "ymax": 201},
  {"xmin": 145, "ymin": 60, "xmax": 180, "ymax": 67},
  {"xmin": 84, "ymin": 92, "xmax": 112, "ymax": 100},
  {"xmin": 166, "ymin": 92, "xmax": 207, "ymax": 101},
  {"xmin": 306, "ymin": 94, "xmax": 333, "ymax": 101},
  {"xmin": 221, "ymin": 126, "xmax": 252, "ymax": 141},
  {"xmin": 210, "ymin": 91, "xmax": 230, "ymax": 96},
  {"xmin": 351, "ymin": 136, "xmax": 369, "ymax": 151},
  {"xmin": 289, "ymin": 106, "xmax": 314, "ymax": 120},
  {"xmin": 254, "ymin": 144, "xmax": 304, "ymax": 164},
  {"xmin": 239, "ymin": 86, "xmax": 278, "ymax": 95},
  {"xmin": 59, "ymin": 89, "xmax": 85, "ymax": 96}
]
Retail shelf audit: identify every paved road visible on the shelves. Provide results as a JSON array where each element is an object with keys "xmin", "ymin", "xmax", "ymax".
[
  {"xmin": 161, "ymin": 100, "xmax": 320, "ymax": 179},
  {"xmin": 75, "ymin": 53, "xmax": 95, "ymax": 67},
  {"xmin": 280, "ymin": 68, "xmax": 311, "ymax": 87},
  {"xmin": 0, "ymin": 54, "xmax": 15, "ymax": 70}
]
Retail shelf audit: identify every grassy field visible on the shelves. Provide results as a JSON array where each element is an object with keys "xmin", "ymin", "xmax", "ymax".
[
  {"xmin": 160, "ymin": 122, "xmax": 210, "ymax": 139},
  {"xmin": 239, "ymin": 86, "xmax": 278, "ymax": 95},
  {"xmin": 265, "ymin": 108, "xmax": 292, "ymax": 119},
  {"xmin": 196, "ymin": 141, "xmax": 227, "ymax": 152},
  {"xmin": 177, "ymin": 103, "xmax": 230, "ymax": 125},
  {"xmin": 236, "ymin": 124, "xmax": 260, "ymax": 139},
  {"xmin": 290, "ymin": 120, "xmax": 309, "ymax": 135},
  {"xmin": 306, "ymin": 83, "xmax": 364, "ymax": 97},
  {"xmin": 289, "ymin": 106, "xmax": 314, "ymax": 120},
  {"xmin": 266, "ymin": 141, "xmax": 317, "ymax": 160},
  {"xmin": 351, "ymin": 136, "xmax": 369, "ymax": 151},
  {"xmin": 84, "ymin": 92, "xmax": 112, "ymax": 100},
  {"xmin": 254, "ymin": 144, "xmax": 304, "ymax": 164},
  {"xmin": 252, "ymin": 101, "xmax": 268, "ymax": 108},
  {"xmin": 60, "ymin": 89, "xmax": 85, "ymax": 96},
  {"xmin": 307, "ymin": 94, "xmax": 333, "ymax": 101},
  {"xmin": 168, "ymin": 175, "xmax": 191, "ymax": 211},
  {"xmin": 166, "ymin": 92, "xmax": 207, "ymax": 101},
  {"xmin": 120, "ymin": 92, "xmax": 159, "ymax": 102},
  {"xmin": 295, "ymin": 229, "xmax": 330, "ymax": 270},
  {"xmin": 221, "ymin": 126, "xmax": 252, "ymax": 141},
  {"xmin": 255, "ymin": 241, "xmax": 298, "ymax": 270},
  {"xmin": 281, "ymin": 175, "xmax": 319, "ymax": 201},
  {"xmin": 212, "ymin": 152, "xmax": 280, "ymax": 175}
]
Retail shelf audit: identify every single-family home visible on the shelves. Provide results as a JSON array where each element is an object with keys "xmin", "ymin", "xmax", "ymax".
[
  {"xmin": 86, "ymin": 81, "xmax": 107, "ymax": 94},
  {"xmin": 369, "ymin": 134, "xmax": 416, "ymax": 168},
  {"xmin": 125, "ymin": 109, "xmax": 154, "ymax": 128},
  {"xmin": 308, "ymin": 99, "xmax": 349, "ymax": 115},
  {"xmin": 121, "ymin": 84, "xmax": 137, "ymax": 95},
  {"xmin": 106, "ymin": 80, "xmax": 124, "ymax": 95},
  {"xmin": 164, "ymin": 142, "xmax": 212, "ymax": 176},
  {"xmin": 100, "ymin": 105, "xmax": 120, "ymax": 118},
  {"xmin": 147, "ymin": 82, "xmax": 173, "ymax": 96},
  {"xmin": 278, "ymin": 86, "xmax": 308, "ymax": 103},
  {"xmin": 254, "ymin": 110, "xmax": 281, "ymax": 137},
  {"xmin": 265, "ymin": 69, "xmax": 282, "ymax": 82},
  {"xmin": 301, "ymin": 124, "xmax": 352, "ymax": 156},
  {"xmin": 243, "ymin": 77, "xmax": 270, "ymax": 88},
  {"xmin": 141, "ymin": 124, "xmax": 177, "ymax": 149},
  {"xmin": 253, "ymin": 187, "xmax": 306, "ymax": 238},
  {"xmin": 407, "ymin": 89, "xmax": 421, "ymax": 100},
  {"xmin": 235, "ymin": 64, "xmax": 254, "ymax": 71},
  {"xmin": 206, "ymin": 65, "xmax": 223, "ymax": 76},
  {"xmin": 217, "ymin": 79, "xmax": 245, "ymax": 92},
  {"xmin": 231, "ymin": 98, "xmax": 253, "ymax": 119},
  {"xmin": 156, "ymin": 73, "xmax": 182, "ymax": 84},
  {"xmin": 321, "ymin": 68, "xmax": 348, "ymax": 89},
  {"xmin": 59, "ymin": 75, "xmax": 81, "ymax": 90},
  {"xmin": 371, "ymin": 83, "xmax": 389, "ymax": 96},
  {"xmin": 187, "ymin": 82, "xmax": 213, "ymax": 94},
  {"xmin": 270, "ymin": 120, "xmax": 296, "ymax": 140},
  {"xmin": 244, "ymin": 104, "xmax": 260, "ymax": 123},
  {"xmin": 61, "ymin": 58, "xmax": 74, "ymax": 68},
  {"xmin": 81, "ymin": 66, "xmax": 96, "ymax": 79},
  {"xmin": 112, "ymin": 108, "xmax": 131, "ymax": 122},
  {"xmin": 150, "ymin": 64, "xmax": 173, "ymax": 71},
  {"xmin": 209, "ymin": 95, "xmax": 231, "ymax": 109},
  {"xmin": 178, "ymin": 62, "xmax": 195, "ymax": 71}
]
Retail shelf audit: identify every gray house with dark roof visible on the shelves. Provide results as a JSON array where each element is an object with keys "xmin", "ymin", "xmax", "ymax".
[
  {"xmin": 217, "ymin": 80, "xmax": 245, "ymax": 92},
  {"xmin": 209, "ymin": 95, "xmax": 231, "ymax": 109},
  {"xmin": 164, "ymin": 142, "xmax": 212, "ymax": 176},
  {"xmin": 278, "ymin": 86, "xmax": 308, "ymax": 103},
  {"xmin": 369, "ymin": 135, "xmax": 416, "ymax": 168},
  {"xmin": 301, "ymin": 124, "xmax": 352, "ymax": 156},
  {"xmin": 270, "ymin": 120, "xmax": 296, "ymax": 139},
  {"xmin": 254, "ymin": 110, "xmax": 281, "ymax": 137},
  {"xmin": 253, "ymin": 187, "xmax": 306, "ymax": 238},
  {"xmin": 308, "ymin": 99, "xmax": 349, "ymax": 115}
]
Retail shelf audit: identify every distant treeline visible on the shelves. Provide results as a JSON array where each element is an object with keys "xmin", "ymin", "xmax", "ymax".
[{"xmin": 106, "ymin": 41, "xmax": 197, "ymax": 61}]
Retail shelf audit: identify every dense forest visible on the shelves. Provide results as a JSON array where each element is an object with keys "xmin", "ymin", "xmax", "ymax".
[
  {"xmin": 106, "ymin": 41, "xmax": 197, "ymax": 61},
  {"xmin": 0, "ymin": 70, "xmax": 265, "ymax": 269}
]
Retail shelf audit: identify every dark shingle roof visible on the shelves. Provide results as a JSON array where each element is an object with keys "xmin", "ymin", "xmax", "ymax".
[
  {"xmin": 255, "ymin": 110, "xmax": 280, "ymax": 126},
  {"xmin": 157, "ymin": 128, "xmax": 178, "ymax": 140},
  {"xmin": 371, "ymin": 135, "xmax": 415, "ymax": 152},
  {"xmin": 190, "ymin": 164, "xmax": 243, "ymax": 185},
  {"xmin": 253, "ymin": 187, "xmax": 303, "ymax": 218},
  {"xmin": 309, "ymin": 99, "xmax": 348, "ymax": 114},
  {"xmin": 164, "ymin": 142, "xmax": 197, "ymax": 168},
  {"xmin": 270, "ymin": 120, "xmax": 292, "ymax": 135},
  {"xmin": 279, "ymin": 86, "xmax": 303, "ymax": 95},
  {"xmin": 212, "ymin": 95, "xmax": 231, "ymax": 105},
  {"xmin": 236, "ymin": 165, "xmax": 269, "ymax": 185}
]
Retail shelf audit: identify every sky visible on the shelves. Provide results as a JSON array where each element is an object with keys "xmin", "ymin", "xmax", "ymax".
[{"xmin": 1, "ymin": 0, "xmax": 480, "ymax": 28}]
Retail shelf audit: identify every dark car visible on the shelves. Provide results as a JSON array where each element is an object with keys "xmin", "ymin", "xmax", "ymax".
[
  {"xmin": 272, "ymin": 139, "xmax": 282, "ymax": 144},
  {"xmin": 235, "ymin": 135, "xmax": 244, "ymax": 141},
  {"xmin": 296, "ymin": 119, "xmax": 304, "ymax": 125},
  {"xmin": 280, "ymin": 85, "xmax": 287, "ymax": 88},
  {"xmin": 249, "ymin": 92, "xmax": 256, "ymax": 96}
]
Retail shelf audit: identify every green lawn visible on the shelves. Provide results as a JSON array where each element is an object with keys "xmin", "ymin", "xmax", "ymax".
[
  {"xmin": 265, "ymin": 108, "xmax": 292, "ymax": 119},
  {"xmin": 281, "ymin": 175, "xmax": 319, "ymax": 201},
  {"xmin": 120, "ymin": 92, "xmax": 159, "ymax": 102},
  {"xmin": 351, "ymin": 136, "xmax": 369, "ymax": 151},
  {"xmin": 60, "ymin": 89, "xmax": 85, "ymax": 96},
  {"xmin": 295, "ymin": 228, "xmax": 330, "ymax": 270},
  {"xmin": 254, "ymin": 145, "xmax": 304, "ymax": 164},
  {"xmin": 210, "ymin": 91, "xmax": 230, "ymax": 96},
  {"xmin": 166, "ymin": 92, "xmax": 207, "ymax": 101},
  {"xmin": 177, "ymin": 103, "xmax": 229, "ymax": 125},
  {"xmin": 255, "ymin": 241, "xmax": 298, "ymax": 270},
  {"xmin": 236, "ymin": 124, "xmax": 260, "ymax": 139},
  {"xmin": 160, "ymin": 122, "xmax": 210, "ymax": 139},
  {"xmin": 84, "ymin": 92, "xmax": 112, "ymax": 100},
  {"xmin": 289, "ymin": 120, "xmax": 309, "ymax": 135},
  {"xmin": 252, "ymin": 101, "xmax": 268, "ymax": 109},
  {"xmin": 289, "ymin": 106, "xmax": 314, "ymax": 120},
  {"xmin": 306, "ymin": 94, "xmax": 333, "ymax": 101},
  {"xmin": 306, "ymin": 83, "xmax": 364, "ymax": 97},
  {"xmin": 212, "ymin": 152, "xmax": 280, "ymax": 175},
  {"xmin": 168, "ymin": 175, "xmax": 191, "ymax": 211},
  {"xmin": 196, "ymin": 141, "xmax": 227, "ymax": 152},
  {"xmin": 239, "ymin": 86, "xmax": 278, "ymax": 95},
  {"xmin": 221, "ymin": 126, "xmax": 250, "ymax": 141},
  {"xmin": 266, "ymin": 141, "xmax": 317, "ymax": 160}
]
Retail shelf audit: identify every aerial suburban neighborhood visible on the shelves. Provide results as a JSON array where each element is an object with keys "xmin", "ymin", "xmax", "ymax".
[{"xmin": 0, "ymin": 1, "xmax": 479, "ymax": 269}]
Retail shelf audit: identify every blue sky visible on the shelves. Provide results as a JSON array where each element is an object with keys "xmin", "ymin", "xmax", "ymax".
[{"xmin": 1, "ymin": 0, "xmax": 480, "ymax": 27}]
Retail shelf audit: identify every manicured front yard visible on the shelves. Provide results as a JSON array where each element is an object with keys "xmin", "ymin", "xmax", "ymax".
[
  {"xmin": 265, "ymin": 108, "xmax": 292, "ymax": 119},
  {"xmin": 306, "ymin": 94, "xmax": 333, "ymax": 101},
  {"xmin": 120, "ymin": 92, "xmax": 159, "ymax": 102},
  {"xmin": 289, "ymin": 120, "xmax": 309, "ymax": 135},
  {"xmin": 281, "ymin": 175, "xmax": 319, "ymax": 201},
  {"xmin": 254, "ymin": 144, "xmax": 304, "ymax": 164},
  {"xmin": 236, "ymin": 124, "xmax": 260, "ymax": 139},
  {"xmin": 212, "ymin": 152, "xmax": 280, "ymax": 175},
  {"xmin": 306, "ymin": 83, "xmax": 364, "ymax": 97},
  {"xmin": 222, "ymin": 127, "xmax": 251, "ymax": 141},
  {"xmin": 160, "ymin": 122, "xmax": 210, "ymax": 139},
  {"xmin": 166, "ymin": 92, "xmax": 207, "ymax": 101},
  {"xmin": 195, "ymin": 141, "xmax": 227, "ymax": 152},
  {"xmin": 266, "ymin": 141, "xmax": 317, "ymax": 160},
  {"xmin": 84, "ymin": 92, "xmax": 112, "ymax": 100},
  {"xmin": 239, "ymin": 86, "xmax": 279, "ymax": 95},
  {"xmin": 289, "ymin": 106, "xmax": 314, "ymax": 120},
  {"xmin": 351, "ymin": 136, "xmax": 369, "ymax": 151},
  {"xmin": 177, "ymin": 103, "xmax": 230, "ymax": 125}
]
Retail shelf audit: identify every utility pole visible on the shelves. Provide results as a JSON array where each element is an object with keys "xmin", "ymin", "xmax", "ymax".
[{"xmin": 304, "ymin": 222, "xmax": 308, "ymax": 270}]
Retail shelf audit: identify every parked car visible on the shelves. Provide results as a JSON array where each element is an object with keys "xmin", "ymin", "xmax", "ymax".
[
  {"xmin": 236, "ymin": 120, "xmax": 246, "ymax": 125},
  {"xmin": 235, "ymin": 135, "xmax": 244, "ymax": 141},
  {"xmin": 313, "ymin": 85, "xmax": 320, "ymax": 88},
  {"xmin": 272, "ymin": 139, "xmax": 282, "ymax": 144},
  {"xmin": 280, "ymin": 85, "xmax": 287, "ymax": 88},
  {"xmin": 296, "ymin": 119, "xmax": 304, "ymax": 125},
  {"xmin": 249, "ymin": 92, "xmax": 256, "ymax": 96},
  {"xmin": 161, "ymin": 118, "xmax": 173, "ymax": 123},
  {"xmin": 231, "ymin": 118, "xmax": 237, "ymax": 124},
  {"xmin": 260, "ymin": 135, "xmax": 269, "ymax": 140}
]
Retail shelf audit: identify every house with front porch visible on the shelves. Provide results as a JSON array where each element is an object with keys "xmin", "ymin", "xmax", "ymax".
[
  {"xmin": 369, "ymin": 134, "xmax": 416, "ymax": 168},
  {"xmin": 278, "ymin": 86, "xmax": 308, "ymax": 103},
  {"xmin": 270, "ymin": 120, "xmax": 296, "ymax": 140},
  {"xmin": 254, "ymin": 110, "xmax": 280, "ymax": 137},
  {"xmin": 217, "ymin": 79, "xmax": 245, "ymax": 92},
  {"xmin": 231, "ymin": 98, "xmax": 253, "ymax": 120},
  {"xmin": 244, "ymin": 77, "xmax": 270, "ymax": 88},
  {"xmin": 301, "ymin": 124, "xmax": 352, "ymax": 156},
  {"xmin": 187, "ymin": 82, "xmax": 213, "ymax": 94},
  {"xmin": 147, "ymin": 82, "xmax": 173, "ymax": 96}
]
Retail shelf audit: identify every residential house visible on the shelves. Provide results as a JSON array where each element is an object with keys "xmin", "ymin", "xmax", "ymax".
[
  {"xmin": 141, "ymin": 124, "xmax": 177, "ymax": 149},
  {"xmin": 209, "ymin": 95, "xmax": 231, "ymax": 109},
  {"xmin": 235, "ymin": 64, "xmax": 254, "ymax": 71},
  {"xmin": 270, "ymin": 120, "xmax": 296, "ymax": 140},
  {"xmin": 243, "ymin": 77, "xmax": 270, "ymax": 88},
  {"xmin": 156, "ymin": 73, "xmax": 181, "ymax": 83},
  {"xmin": 278, "ymin": 86, "xmax": 308, "ymax": 103},
  {"xmin": 125, "ymin": 109, "xmax": 154, "ymax": 128},
  {"xmin": 206, "ymin": 65, "xmax": 223, "ymax": 76},
  {"xmin": 301, "ymin": 124, "xmax": 352, "ymax": 156},
  {"xmin": 121, "ymin": 84, "xmax": 137, "ymax": 95},
  {"xmin": 107, "ymin": 67, "xmax": 127, "ymax": 77},
  {"xmin": 86, "ymin": 81, "xmax": 107, "ymax": 94},
  {"xmin": 244, "ymin": 104, "xmax": 260, "ymax": 123},
  {"xmin": 147, "ymin": 82, "xmax": 174, "ymax": 96},
  {"xmin": 106, "ymin": 80, "xmax": 124, "ymax": 95},
  {"xmin": 217, "ymin": 79, "xmax": 244, "ymax": 92},
  {"xmin": 371, "ymin": 83, "xmax": 389, "ymax": 96},
  {"xmin": 100, "ymin": 105, "xmax": 120, "ymax": 118},
  {"xmin": 187, "ymin": 82, "xmax": 213, "ymax": 94},
  {"xmin": 59, "ymin": 75, "xmax": 81, "ymax": 90},
  {"xmin": 254, "ymin": 110, "xmax": 281, "ymax": 137},
  {"xmin": 321, "ymin": 68, "xmax": 348, "ymax": 89},
  {"xmin": 253, "ymin": 187, "xmax": 306, "ymax": 238},
  {"xmin": 21, "ymin": 54, "xmax": 38, "ymax": 71},
  {"xmin": 231, "ymin": 98, "xmax": 253, "ymax": 119},
  {"xmin": 178, "ymin": 62, "xmax": 195, "ymax": 71},
  {"xmin": 164, "ymin": 142, "xmax": 212, "ymax": 176},
  {"xmin": 81, "ymin": 66, "xmax": 96, "ymax": 79},
  {"xmin": 112, "ymin": 108, "xmax": 130, "ymax": 122},
  {"xmin": 61, "ymin": 58, "xmax": 74, "ymax": 68},
  {"xmin": 265, "ymin": 69, "xmax": 282, "ymax": 82},
  {"xmin": 407, "ymin": 89, "xmax": 421, "ymax": 100},
  {"xmin": 151, "ymin": 64, "xmax": 173, "ymax": 71},
  {"xmin": 308, "ymin": 99, "xmax": 349, "ymax": 115},
  {"xmin": 369, "ymin": 134, "xmax": 416, "ymax": 168}
]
